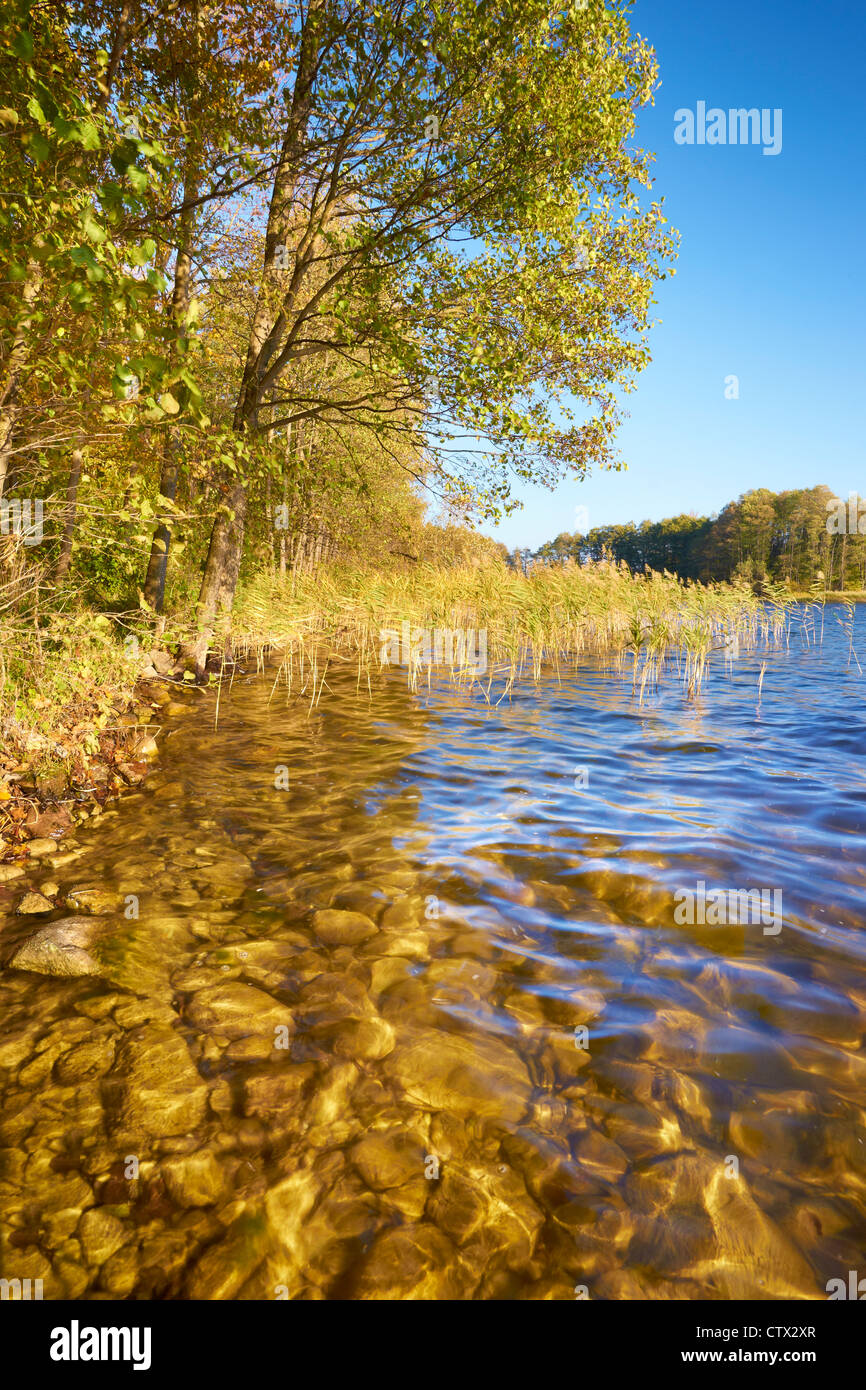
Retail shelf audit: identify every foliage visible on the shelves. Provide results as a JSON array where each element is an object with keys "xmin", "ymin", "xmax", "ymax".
[{"xmin": 531, "ymin": 485, "xmax": 866, "ymax": 592}]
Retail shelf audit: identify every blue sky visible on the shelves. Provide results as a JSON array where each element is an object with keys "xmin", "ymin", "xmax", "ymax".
[{"xmin": 482, "ymin": 0, "xmax": 865, "ymax": 552}]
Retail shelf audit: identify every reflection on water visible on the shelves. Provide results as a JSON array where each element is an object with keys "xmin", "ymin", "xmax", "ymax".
[{"xmin": 1, "ymin": 608, "xmax": 865, "ymax": 1299}]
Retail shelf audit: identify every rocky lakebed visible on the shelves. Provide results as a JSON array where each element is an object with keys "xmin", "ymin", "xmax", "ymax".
[{"xmin": 1, "ymin": 656, "xmax": 864, "ymax": 1300}]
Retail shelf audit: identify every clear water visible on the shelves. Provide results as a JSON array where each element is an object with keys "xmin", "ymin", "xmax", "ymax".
[{"xmin": 1, "ymin": 605, "xmax": 864, "ymax": 1299}]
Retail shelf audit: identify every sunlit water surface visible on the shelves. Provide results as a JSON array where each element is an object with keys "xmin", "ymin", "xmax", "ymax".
[{"xmin": 1, "ymin": 607, "xmax": 865, "ymax": 1299}]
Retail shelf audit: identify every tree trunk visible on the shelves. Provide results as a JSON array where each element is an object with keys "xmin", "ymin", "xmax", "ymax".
[
  {"xmin": 55, "ymin": 447, "xmax": 84, "ymax": 579},
  {"xmin": 0, "ymin": 259, "xmax": 43, "ymax": 498},
  {"xmin": 142, "ymin": 431, "xmax": 180, "ymax": 611},
  {"xmin": 143, "ymin": 162, "xmax": 199, "ymax": 611},
  {"xmin": 182, "ymin": 481, "xmax": 247, "ymax": 672},
  {"xmin": 178, "ymin": 7, "xmax": 320, "ymax": 673}
]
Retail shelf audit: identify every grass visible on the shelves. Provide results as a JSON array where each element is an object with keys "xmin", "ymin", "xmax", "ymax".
[
  {"xmin": 0, "ymin": 556, "xmax": 805, "ymax": 781},
  {"xmin": 229, "ymin": 558, "xmax": 794, "ymax": 703},
  {"xmin": 0, "ymin": 555, "xmax": 138, "ymax": 785}
]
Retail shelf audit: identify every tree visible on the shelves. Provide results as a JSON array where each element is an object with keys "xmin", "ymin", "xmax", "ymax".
[{"xmin": 177, "ymin": 0, "xmax": 675, "ymax": 670}]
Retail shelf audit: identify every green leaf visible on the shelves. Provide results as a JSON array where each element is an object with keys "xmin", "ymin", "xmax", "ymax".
[
  {"xmin": 29, "ymin": 132, "xmax": 51, "ymax": 164},
  {"xmin": 11, "ymin": 31, "xmax": 34, "ymax": 60},
  {"xmin": 81, "ymin": 210, "xmax": 107, "ymax": 245},
  {"xmin": 127, "ymin": 241, "xmax": 154, "ymax": 266},
  {"xmin": 138, "ymin": 353, "xmax": 168, "ymax": 376},
  {"xmin": 126, "ymin": 166, "xmax": 148, "ymax": 194},
  {"xmin": 73, "ymin": 119, "xmax": 101, "ymax": 151}
]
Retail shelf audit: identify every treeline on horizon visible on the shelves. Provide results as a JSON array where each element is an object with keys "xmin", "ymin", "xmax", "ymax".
[{"xmin": 519, "ymin": 485, "xmax": 865, "ymax": 591}]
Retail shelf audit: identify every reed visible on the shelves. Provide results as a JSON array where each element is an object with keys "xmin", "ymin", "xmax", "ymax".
[{"xmin": 230, "ymin": 558, "xmax": 794, "ymax": 702}]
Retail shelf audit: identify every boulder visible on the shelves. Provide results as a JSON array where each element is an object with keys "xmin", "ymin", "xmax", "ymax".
[
  {"xmin": 26, "ymin": 805, "xmax": 72, "ymax": 839},
  {"xmin": 148, "ymin": 651, "xmax": 176, "ymax": 676}
]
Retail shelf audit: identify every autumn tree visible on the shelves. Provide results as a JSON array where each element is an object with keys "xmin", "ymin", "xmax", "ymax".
[{"xmin": 177, "ymin": 0, "xmax": 675, "ymax": 670}]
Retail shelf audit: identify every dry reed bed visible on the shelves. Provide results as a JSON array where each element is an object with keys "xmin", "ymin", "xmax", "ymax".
[{"xmin": 230, "ymin": 560, "xmax": 795, "ymax": 703}]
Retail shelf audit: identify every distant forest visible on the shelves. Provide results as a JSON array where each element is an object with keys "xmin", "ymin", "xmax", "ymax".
[{"xmin": 518, "ymin": 486, "xmax": 865, "ymax": 591}]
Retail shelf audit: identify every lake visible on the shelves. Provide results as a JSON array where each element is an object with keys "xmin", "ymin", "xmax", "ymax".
[{"xmin": 1, "ymin": 603, "xmax": 864, "ymax": 1299}]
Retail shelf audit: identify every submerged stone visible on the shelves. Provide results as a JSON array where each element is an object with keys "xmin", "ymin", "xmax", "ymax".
[
  {"xmin": 313, "ymin": 909, "xmax": 377, "ymax": 946},
  {"xmin": 329, "ymin": 1016, "xmax": 396, "ymax": 1061},
  {"xmin": 350, "ymin": 1130, "xmax": 425, "ymax": 1191},
  {"xmin": 8, "ymin": 917, "xmax": 104, "ymax": 977},
  {"xmin": 77, "ymin": 1208, "xmax": 127, "ymax": 1267},
  {"xmin": 352, "ymin": 1224, "xmax": 470, "ymax": 1299},
  {"xmin": 27, "ymin": 838, "xmax": 58, "ymax": 857},
  {"xmin": 54, "ymin": 1036, "xmax": 116, "ymax": 1083},
  {"xmin": 243, "ymin": 1063, "xmax": 316, "ymax": 1120},
  {"xmin": 64, "ymin": 886, "xmax": 121, "ymax": 916},
  {"xmin": 161, "ymin": 1149, "xmax": 227, "ymax": 1207},
  {"xmin": 109, "ymin": 1025, "xmax": 208, "ymax": 1138},
  {"xmin": 15, "ymin": 891, "xmax": 53, "ymax": 914},
  {"xmin": 185, "ymin": 982, "xmax": 294, "ymax": 1042},
  {"xmin": 386, "ymin": 1032, "xmax": 532, "ymax": 1122}
]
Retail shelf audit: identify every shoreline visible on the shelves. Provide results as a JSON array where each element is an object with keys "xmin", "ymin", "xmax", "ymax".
[
  {"xmin": 0, "ymin": 676, "xmax": 204, "ymax": 878},
  {"xmin": 0, "ymin": 571, "xmax": 845, "ymax": 857}
]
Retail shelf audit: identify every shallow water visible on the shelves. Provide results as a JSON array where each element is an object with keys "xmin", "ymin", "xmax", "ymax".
[{"xmin": 2, "ymin": 606, "xmax": 865, "ymax": 1300}]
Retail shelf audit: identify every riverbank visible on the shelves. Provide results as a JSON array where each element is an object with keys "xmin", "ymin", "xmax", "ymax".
[
  {"xmin": 0, "ymin": 673, "xmax": 208, "ymax": 874},
  {"xmin": 0, "ymin": 559, "xmax": 794, "ymax": 858},
  {"xmin": 790, "ymin": 589, "xmax": 866, "ymax": 602}
]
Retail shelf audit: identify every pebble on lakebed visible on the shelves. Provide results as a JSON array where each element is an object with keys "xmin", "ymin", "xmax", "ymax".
[
  {"xmin": 14, "ymin": 892, "xmax": 53, "ymax": 914},
  {"xmin": 0, "ymin": 668, "xmax": 854, "ymax": 1304},
  {"xmin": 8, "ymin": 916, "xmax": 105, "ymax": 976}
]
